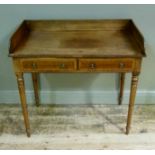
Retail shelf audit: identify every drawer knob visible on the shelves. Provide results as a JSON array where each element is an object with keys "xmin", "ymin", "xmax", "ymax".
[
  {"xmin": 89, "ymin": 63, "xmax": 96, "ymax": 69},
  {"xmin": 59, "ymin": 63, "xmax": 66, "ymax": 69},
  {"xmin": 119, "ymin": 63, "xmax": 125, "ymax": 68},
  {"xmin": 32, "ymin": 63, "xmax": 37, "ymax": 69}
]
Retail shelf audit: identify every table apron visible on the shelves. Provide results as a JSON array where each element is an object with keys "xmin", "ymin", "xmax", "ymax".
[{"xmin": 12, "ymin": 57, "xmax": 142, "ymax": 73}]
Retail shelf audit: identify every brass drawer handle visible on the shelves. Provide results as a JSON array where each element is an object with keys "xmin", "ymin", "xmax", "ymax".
[
  {"xmin": 119, "ymin": 62, "xmax": 125, "ymax": 68},
  {"xmin": 89, "ymin": 63, "xmax": 96, "ymax": 69},
  {"xmin": 59, "ymin": 63, "xmax": 66, "ymax": 69},
  {"xmin": 32, "ymin": 63, "xmax": 37, "ymax": 69}
]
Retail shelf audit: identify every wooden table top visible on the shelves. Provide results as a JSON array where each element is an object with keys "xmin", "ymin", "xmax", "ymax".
[{"xmin": 9, "ymin": 20, "xmax": 146, "ymax": 58}]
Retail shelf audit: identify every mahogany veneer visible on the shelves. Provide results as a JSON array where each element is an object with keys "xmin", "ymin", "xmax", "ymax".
[{"xmin": 9, "ymin": 20, "xmax": 146, "ymax": 137}]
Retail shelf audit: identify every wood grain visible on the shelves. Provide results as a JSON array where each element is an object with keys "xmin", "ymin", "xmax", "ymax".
[
  {"xmin": 0, "ymin": 104, "xmax": 155, "ymax": 149},
  {"xmin": 79, "ymin": 58, "xmax": 135, "ymax": 72},
  {"xmin": 9, "ymin": 20, "xmax": 145, "ymax": 58},
  {"xmin": 118, "ymin": 73, "xmax": 125, "ymax": 105},
  {"xmin": 26, "ymin": 19, "xmax": 130, "ymax": 31},
  {"xmin": 126, "ymin": 73, "xmax": 139, "ymax": 134},
  {"xmin": 20, "ymin": 58, "xmax": 77, "ymax": 72},
  {"xmin": 9, "ymin": 21, "xmax": 30, "ymax": 54},
  {"xmin": 32, "ymin": 73, "xmax": 40, "ymax": 107},
  {"xmin": 9, "ymin": 20, "xmax": 145, "ymax": 136},
  {"xmin": 16, "ymin": 73, "xmax": 31, "ymax": 137}
]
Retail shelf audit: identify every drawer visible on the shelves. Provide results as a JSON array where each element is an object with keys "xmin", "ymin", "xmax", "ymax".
[
  {"xmin": 78, "ymin": 58, "xmax": 135, "ymax": 72},
  {"xmin": 20, "ymin": 58, "xmax": 77, "ymax": 72}
]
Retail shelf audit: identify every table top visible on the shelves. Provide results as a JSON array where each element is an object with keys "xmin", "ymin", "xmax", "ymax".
[{"xmin": 9, "ymin": 20, "xmax": 146, "ymax": 58}]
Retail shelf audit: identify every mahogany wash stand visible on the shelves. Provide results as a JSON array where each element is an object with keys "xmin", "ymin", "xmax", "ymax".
[{"xmin": 9, "ymin": 20, "xmax": 146, "ymax": 137}]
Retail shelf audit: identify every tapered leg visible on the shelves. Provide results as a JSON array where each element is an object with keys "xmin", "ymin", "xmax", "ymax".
[
  {"xmin": 118, "ymin": 73, "xmax": 125, "ymax": 105},
  {"xmin": 126, "ymin": 73, "xmax": 139, "ymax": 134},
  {"xmin": 16, "ymin": 73, "xmax": 31, "ymax": 137},
  {"xmin": 32, "ymin": 73, "xmax": 40, "ymax": 107}
]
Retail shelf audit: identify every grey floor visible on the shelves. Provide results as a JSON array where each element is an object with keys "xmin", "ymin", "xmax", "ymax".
[{"xmin": 0, "ymin": 104, "xmax": 155, "ymax": 149}]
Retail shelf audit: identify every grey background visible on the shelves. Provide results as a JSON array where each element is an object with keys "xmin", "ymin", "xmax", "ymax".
[{"xmin": 0, "ymin": 5, "xmax": 154, "ymax": 103}]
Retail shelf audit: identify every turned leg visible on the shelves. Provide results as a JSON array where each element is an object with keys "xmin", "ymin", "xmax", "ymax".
[
  {"xmin": 126, "ymin": 73, "xmax": 139, "ymax": 134},
  {"xmin": 32, "ymin": 73, "xmax": 40, "ymax": 107},
  {"xmin": 16, "ymin": 73, "xmax": 31, "ymax": 137},
  {"xmin": 118, "ymin": 73, "xmax": 125, "ymax": 105}
]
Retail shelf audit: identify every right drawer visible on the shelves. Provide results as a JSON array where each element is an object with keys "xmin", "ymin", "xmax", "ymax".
[{"xmin": 78, "ymin": 58, "xmax": 135, "ymax": 72}]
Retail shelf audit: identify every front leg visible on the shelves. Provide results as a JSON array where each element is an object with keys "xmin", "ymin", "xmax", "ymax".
[
  {"xmin": 126, "ymin": 72, "xmax": 139, "ymax": 134},
  {"xmin": 16, "ymin": 73, "xmax": 31, "ymax": 137}
]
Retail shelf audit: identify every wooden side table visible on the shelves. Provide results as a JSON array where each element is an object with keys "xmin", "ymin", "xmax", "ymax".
[{"xmin": 9, "ymin": 20, "xmax": 146, "ymax": 137}]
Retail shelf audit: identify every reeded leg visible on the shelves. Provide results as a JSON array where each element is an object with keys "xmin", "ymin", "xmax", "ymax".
[
  {"xmin": 126, "ymin": 73, "xmax": 139, "ymax": 134},
  {"xmin": 118, "ymin": 73, "xmax": 125, "ymax": 105},
  {"xmin": 32, "ymin": 73, "xmax": 40, "ymax": 107},
  {"xmin": 16, "ymin": 73, "xmax": 31, "ymax": 137}
]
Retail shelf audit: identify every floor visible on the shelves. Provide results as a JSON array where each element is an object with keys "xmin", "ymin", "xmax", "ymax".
[{"xmin": 0, "ymin": 104, "xmax": 155, "ymax": 149}]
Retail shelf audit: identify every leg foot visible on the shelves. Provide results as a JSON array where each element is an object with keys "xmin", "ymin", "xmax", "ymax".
[
  {"xmin": 126, "ymin": 126, "xmax": 129, "ymax": 135},
  {"xmin": 26, "ymin": 129, "xmax": 31, "ymax": 137}
]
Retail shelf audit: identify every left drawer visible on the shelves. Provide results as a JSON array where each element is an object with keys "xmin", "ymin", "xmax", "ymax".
[{"xmin": 16, "ymin": 58, "xmax": 77, "ymax": 72}]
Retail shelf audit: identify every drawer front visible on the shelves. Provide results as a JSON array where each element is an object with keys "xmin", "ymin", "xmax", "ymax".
[
  {"xmin": 79, "ymin": 58, "xmax": 135, "ymax": 72},
  {"xmin": 20, "ymin": 58, "xmax": 76, "ymax": 72}
]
